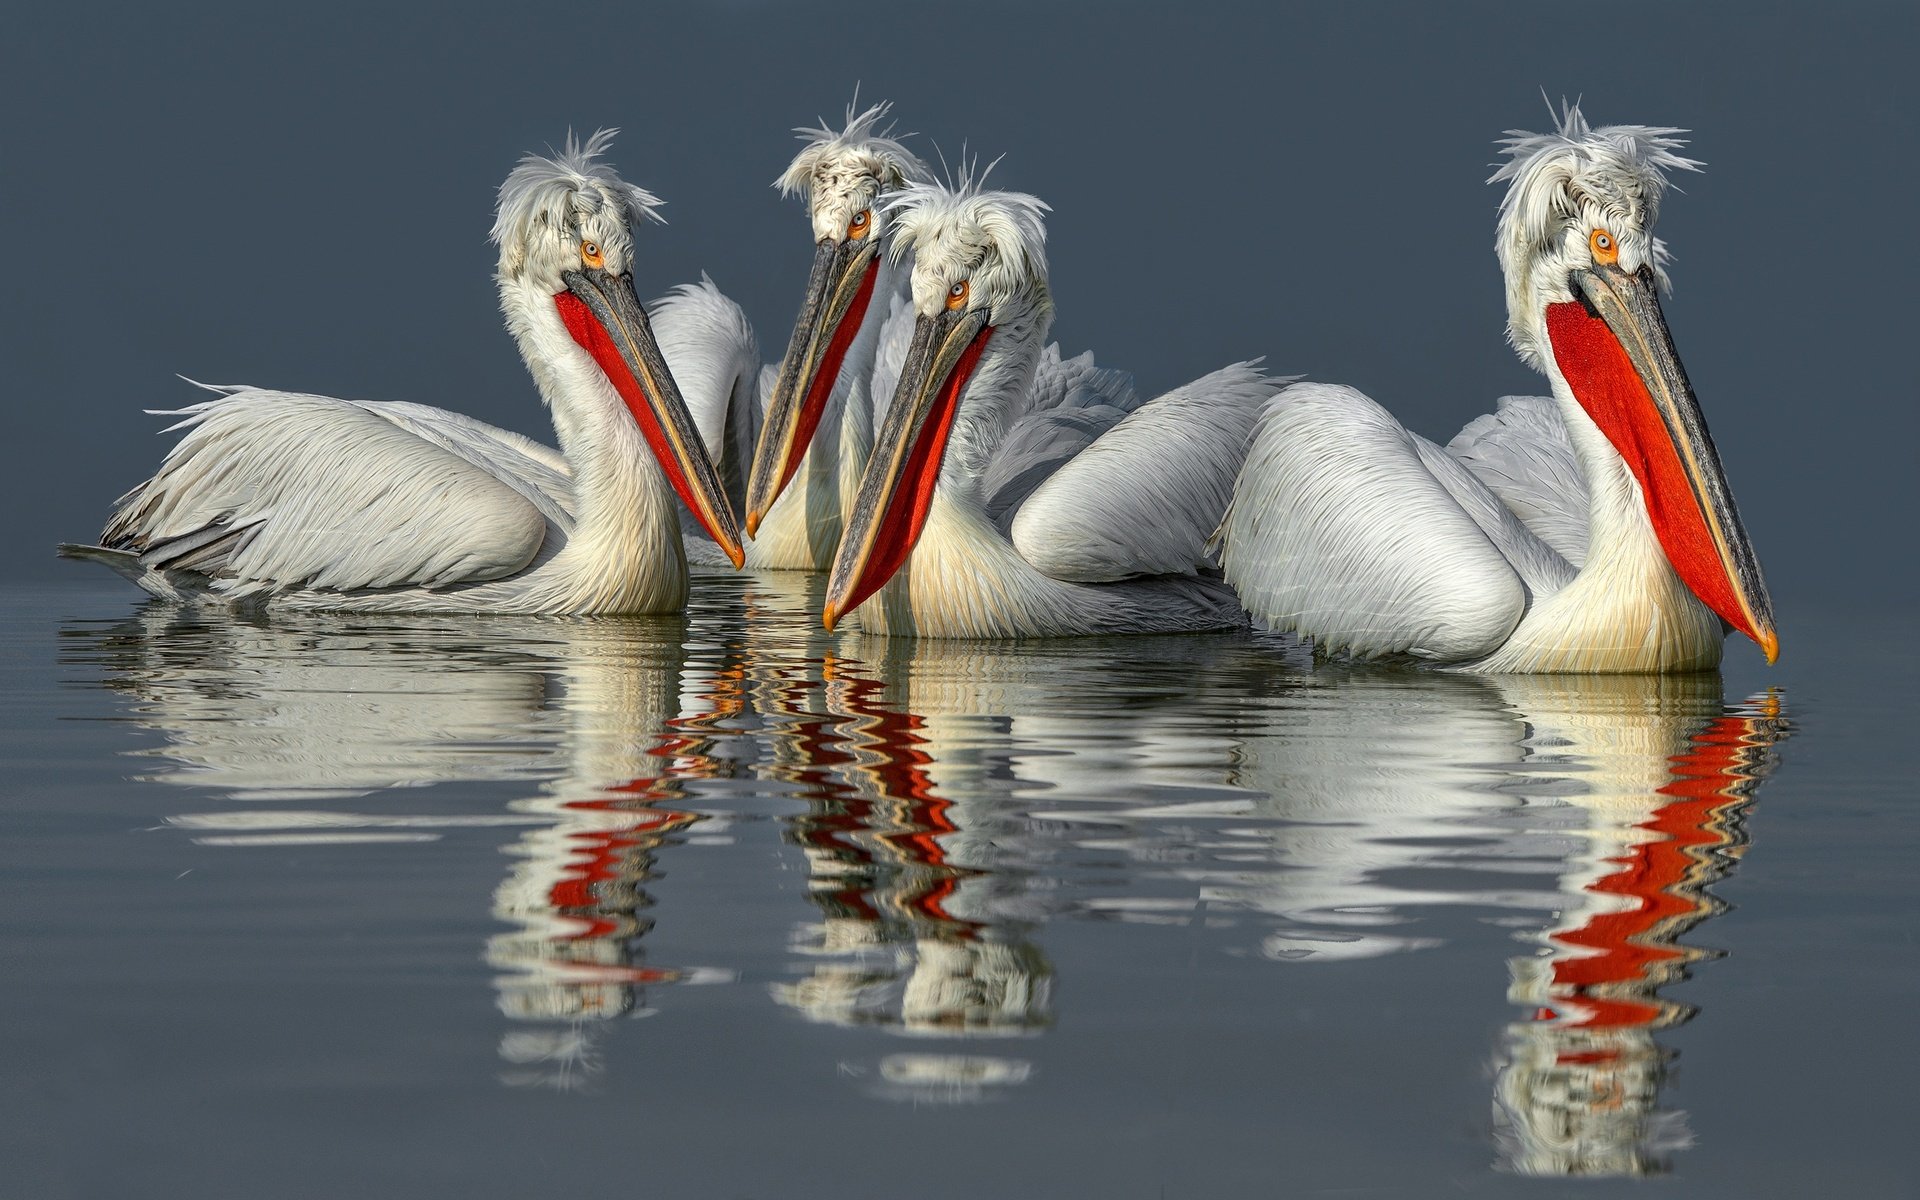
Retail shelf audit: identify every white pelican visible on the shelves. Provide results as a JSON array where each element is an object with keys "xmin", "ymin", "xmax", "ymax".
[
  {"xmin": 1217, "ymin": 106, "xmax": 1776, "ymax": 672},
  {"xmin": 821, "ymin": 176, "xmax": 1283, "ymax": 637},
  {"xmin": 60, "ymin": 131, "xmax": 743, "ymax": 614},
  {"xmin": 741, "ymin": 100, "xmax": 932, "ymax": 570}
]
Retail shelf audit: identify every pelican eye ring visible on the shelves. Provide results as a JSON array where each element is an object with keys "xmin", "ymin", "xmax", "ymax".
[
  {"xmin": 946, "ymin": 279, "xmax": 970, "ymax": 311},
  {"xmin": 847, "ymin": 209, "xmax": 871, "ymax": 240},
  {"xmin": 1589, "ymin": 228, "xmax": 1619, "ymax": 265},
  {"xmin": 580, "ymin": 240, "xmax": 605, "ymax": 269}
]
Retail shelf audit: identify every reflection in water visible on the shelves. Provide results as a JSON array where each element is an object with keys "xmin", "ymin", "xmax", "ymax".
[
  {"xmin": 63, "ymin": 581, "xmax": 1787, "ymax": 1160},
  {"xmin": 766, "ymin": 657, "xmax": 1053, "ymax": 1101},
  {"xmin": 64, "ymin": 603, "xmax": 735, "ymax": 1088},
  {"xmin": 1490, "ymin": 685, "xmax": 1782, "ymax": 1177}
]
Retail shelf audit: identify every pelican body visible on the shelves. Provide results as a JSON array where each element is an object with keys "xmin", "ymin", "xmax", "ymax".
[
  {"xmin": 815, "ymin": 178, "xmax": 1283, "ymax": 638},
  {"xmin": 1217, "ymin": 107, "xmax": 1776, "ymax": 672},
  {"xmin": 62, "ymin": 132, "xmax": 742, "ymax": 614},
  {"xmin": 743, "ymin": 101, "xmax": 932, "ymax": 571}
]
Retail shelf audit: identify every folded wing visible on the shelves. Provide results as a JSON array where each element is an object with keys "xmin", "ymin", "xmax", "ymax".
[
  {"xmin": 1009, "ymin": 361, "xmax": 1277, "ymax": 583},
  {"xmin": 1446, "ymin": 395, "xmax": 1590, "ymax": 566},
  {"xmin": 1216, "ymin": 383, "xmax": 1538, "ymax": 662},
  {"xmin": 100, "ymin": 390, "xmax": 552, "ymax": 595}
]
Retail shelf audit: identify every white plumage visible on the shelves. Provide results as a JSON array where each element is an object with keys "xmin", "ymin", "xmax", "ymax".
[
  {"xmin": 64, "ymin": 130, "xmax": 743, "ymax": 613},
  {"xmin": 745, "ymin": 99, "xmax": 932, "ymax": 571},
  {"xmin": 826, "ymin": 175, "xmax": 1286, "ymax": 638},
  {"xmin": 1218, "ymin": 105, "xmax": 1776, "ymax": 673}
]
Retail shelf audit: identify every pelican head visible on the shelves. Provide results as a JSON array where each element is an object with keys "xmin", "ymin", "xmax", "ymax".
[
  {"xmin": 492, "ymin": 130, "xmax": 743, "ymax": 566},
  {"xmin": 744, "ymin": 101, "xmax": 931, "ymax": 534},
  {"xmin": 823, "ymin": 176, "xmax": 1054, "ymax": 629},
  {"xmin": 1492, "ymin": 104, "xmax": 1776, "ymax": 661}
]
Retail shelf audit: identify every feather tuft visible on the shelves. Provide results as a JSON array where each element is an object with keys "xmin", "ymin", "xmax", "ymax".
[
  {"xmin": 492, "ymin": 129, "xmax": 663, "ymax": 277},
  {"xmin": 774, "ymin": 97, "xmax": 931, "ymax": 199}
]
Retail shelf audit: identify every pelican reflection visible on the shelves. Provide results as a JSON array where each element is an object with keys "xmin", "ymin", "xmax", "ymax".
[
  {"xmin": 66, "ymin": 591, "xmax": 1789, "ymax": 1150},
  {"xmin": 64, "ymin": 604, "xmax": 737, "ymax": 1088},
  {"xmin": 1197, "ymin": 666, "xmax": 1786, "ymax": 1176},
  {"xmin": 1490, "ymin": 684, "xmax": 1783, "ymax": 1177}
]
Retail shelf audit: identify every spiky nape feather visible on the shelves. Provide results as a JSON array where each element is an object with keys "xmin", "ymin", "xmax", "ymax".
[
  {"xmin": 773, "ymin": 98, "xmax": 932, "ymax": 200},
  {"xmin": 493, "ymin": 129, "xmax": 664, "ymax": 279},
  {"xmin": 1491, "ymin": 101, "xmax": 1702, "ymax": 370}
]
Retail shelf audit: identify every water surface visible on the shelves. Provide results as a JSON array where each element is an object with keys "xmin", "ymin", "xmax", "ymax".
[{"xmin": 3, "ymin": 577, "xmax": 1910, "ymax": 1197}]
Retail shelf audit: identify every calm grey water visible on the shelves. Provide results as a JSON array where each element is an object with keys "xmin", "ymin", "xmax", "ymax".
[{"xmin": 3, "ymin": 576, "xmax": 1909, "ymax": 1197}]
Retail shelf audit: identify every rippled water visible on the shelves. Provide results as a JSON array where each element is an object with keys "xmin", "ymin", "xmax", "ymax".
[{"xmin": 5, "ymin": 577, "xmax": 1912, "ymax": 1196}]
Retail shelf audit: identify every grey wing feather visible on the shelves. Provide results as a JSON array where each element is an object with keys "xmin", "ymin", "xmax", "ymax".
[
  {"xmin": 1215, "ymin": 383, "xmax": 1529, "ymax": 662},
  {"xmin": 1008, "ymin": 361, "xmax": 1279, "ymax": 583},
  {"xmin": 343, "ymin": 400, "xmax": 574, "ymax": 527},
  {"xmin": 1412, "ymin": 436, "xmax": 1575, "ymax": 599},
  {"xmin": 1445, "ymin": 395, "xmax": 1589, "ymax": 566},
  {"xmin": 101, "ymin": 391, "xmax": 550, "ymax": 594},
  {"xmin": 981, "ymin": 345, "xmax": 1141, "ymax": 527},
  {"xmin": 180, "ymin": 382, "xmax": 575, "ymax": 524}
]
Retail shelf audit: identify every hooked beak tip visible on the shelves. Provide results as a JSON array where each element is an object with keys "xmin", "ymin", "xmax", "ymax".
[
  {"xmin": 821, "ymin": 603, "xmax": 841, "ymax": 632},
  {"xmin": 744, "ymin": 509, "xmax": 763, "ymax": 539},
  {"xmin": 1759, "ymin": 628, "xmax": 1780, "ymax": 665},
  {"xmin": 725, "ymin": 542, "xmax": 746, "ymax": 570}
]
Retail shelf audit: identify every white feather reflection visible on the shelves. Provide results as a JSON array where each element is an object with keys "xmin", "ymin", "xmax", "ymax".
[
  {"xmin": 66, "ymin": 580, "xmax": 1789, "ymax": 1154},
  {"xmin": 725, "ymin": 577, "xmax": 1786, "ymax": 1152},
  {"xmin": 68, "ymin": 603, "xmax": 735, "ymax": 1089}
]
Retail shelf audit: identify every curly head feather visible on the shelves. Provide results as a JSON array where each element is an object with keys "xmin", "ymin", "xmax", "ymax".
[
  {"xmin": 884, "ymin": 166, "xmax": 1051, "ymax": 322},
  {"xmin": 1491, "ymin": 102, "xmax": 1703, "ymax": 370},
  {"xmin": 774, "ymin": 98, "xmax": 932, "ymax": 200},
  {"xmin": 492, "ymin": 129, "xmax": 664, "ymax": 280}
]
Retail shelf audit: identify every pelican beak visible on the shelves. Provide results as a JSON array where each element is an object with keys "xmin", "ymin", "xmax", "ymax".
[
  {"xmin": 821, "ymin": 305, "xmax": 992, "ymax": 630},
  {"xmin": 558, "ymin": 266, "xmax": 744, "ymax": 568},
  {"xmin": 744, "ymin": 236, "xmax": 883, "ymax": 536},
  {"xmin": 1551, "ymin": 263, "xmax": 1777, "ymax": 661}
]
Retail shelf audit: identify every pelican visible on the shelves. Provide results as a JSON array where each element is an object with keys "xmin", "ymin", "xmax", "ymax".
[
  {"xmin": 741, "ymin": 99, "xmax": 932, "ymax": 570},
  {"xmin": 821, "ymin": 176, "xmax": 1283, "ymax": 637},
  {"xmin": 60, "ymin": 131, "xmax": 743, "ymax": 614},
  {"xmin": 1216, "ymin": 106, "xmax": 1776, "ymax": 672}
]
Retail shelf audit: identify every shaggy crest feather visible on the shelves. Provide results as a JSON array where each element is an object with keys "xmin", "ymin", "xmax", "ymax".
[
  {"xmin": 492, "ymin": 129, "xmax": 664, "ymax": 278},
  {"xmin": 885, "ymin": 174, "xmax": 1051, "ymax": 322},
  {"xmin": 774, "ymin": 97, "xmax": 931, "ymax": 200},
  {"xmin": 1491, "ymin": 101, "xmax": 1701, "ymax": 369}
]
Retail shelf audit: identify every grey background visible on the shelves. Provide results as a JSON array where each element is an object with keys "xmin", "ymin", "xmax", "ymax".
[{"xmin": 4, "ymin": 0, "xmax": 1910, "ymax": 624}]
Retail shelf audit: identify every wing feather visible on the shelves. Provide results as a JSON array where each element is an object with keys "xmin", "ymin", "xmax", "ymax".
[
  {"xmin": 1446, "ymin": 395, "xmax": 1590, "ymax": 566},
  {"xmin": 1008, "ymin": 361, "xmax": 1276, "ymax": 582},
  {"xmin": 103, "ymin": 391, "xmax": 549, "ymax": 594},
  {"xmin": 1215, "ymin": 383, "xmax": 1528, "ymax": 662},
  {"xmin": 980, "ymin": 345, "xmax": 1141, "ymax": 527}
]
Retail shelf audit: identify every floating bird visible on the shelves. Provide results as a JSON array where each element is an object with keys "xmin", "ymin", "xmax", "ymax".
[
  {"xmin": 742, "ymin": 99, "xmax": 932, "ymax": 570},
  {"xmin": 1216, "ymin": 106, "xmax": 1776, "ymax": 672},
  {"xmin": 61, "ymin": 131, "xmax": 742, "ymax": 613},
  {"xmin": 822, "ymin": 176, "xmax": 1282, "ymax": 637}
]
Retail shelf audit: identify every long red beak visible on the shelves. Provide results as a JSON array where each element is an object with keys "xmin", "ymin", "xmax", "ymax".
[
  {"xmin": 822, "ymin": 306, "xmax": 992, "ymax": 630},
  {"xmin": 1546, "ymin": 264, "xmax": 1777, "ymax": 662},
  {"xmin": 556, "ymin": 267, "xmax": 744, "ymax": 568},
  {"xmin": 745, "ymin": 237, "xmax": 882, "ymax": 536}
]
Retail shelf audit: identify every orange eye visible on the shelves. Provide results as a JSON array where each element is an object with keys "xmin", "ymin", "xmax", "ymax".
[
  {"xmin": 847, "ymin": 209, "xmax": 871, "ymax": 240},
  {"xmin": 580, "ymin": 240, "xmax": 605, "ymax": 269},
  {"xmin": 1589, "ymin": 228, "xmax": 1619, "ymax": 265},
  {"xmin": 946, "ymin": 280, "xmax": 969, "ymax": 311}
]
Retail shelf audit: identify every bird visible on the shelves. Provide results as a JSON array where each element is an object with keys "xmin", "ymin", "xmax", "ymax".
[
  {"xmin": 60, "ymin": 130, "xmax": 743, "ymax": 614},
  {"xmin": 821, "ymin": 173, "xmax": 1284, "ymax": 638},
  {"xmin": 1215, "ymin": 104, "xmax": 1777, "ymax": 673},
  {"xmin": 740, "ymin": 98, "xmax": 933, "ymax": 571}
]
